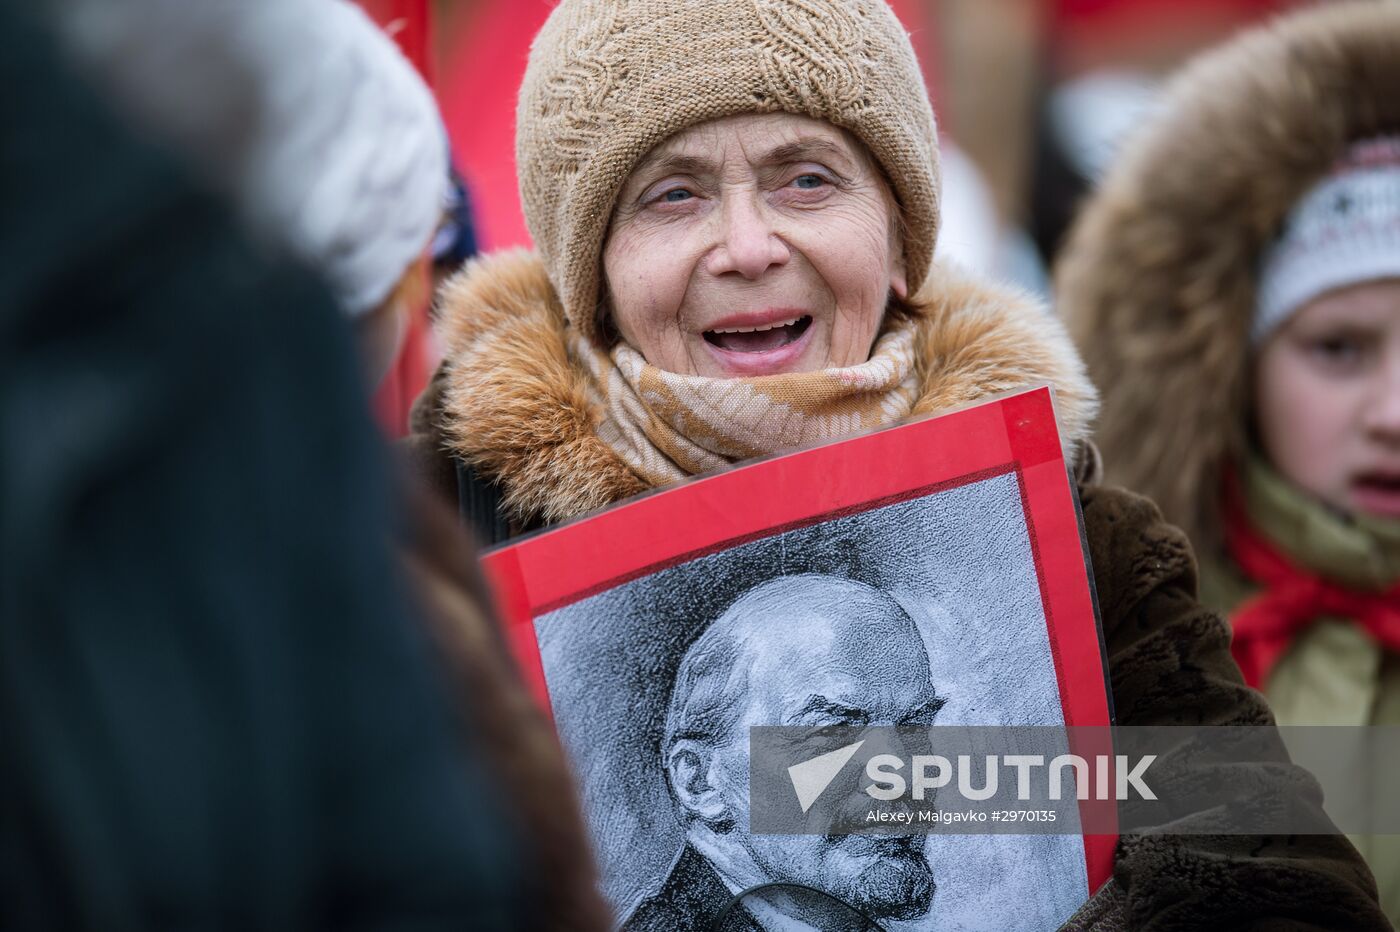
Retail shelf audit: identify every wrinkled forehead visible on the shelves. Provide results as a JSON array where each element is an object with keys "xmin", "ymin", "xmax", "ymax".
[
  {"xmin": 632, "ymin": 112, "xmax": 877, "ymax": 177},
  {"xmin": 743, "ymin": 621, "xmax": 939, "ymax": 724},
  {"xmin": 744, "ymin": 600, "xmax": 930, "ymax": 681}
]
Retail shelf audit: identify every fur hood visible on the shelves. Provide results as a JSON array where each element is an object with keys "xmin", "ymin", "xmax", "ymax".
[
  {"xmin": 426, "ymin": 250, "xmax": 1098, "ymax": 528},
  {"xmin": 1055, "ymin": 1, "xmax": 1400, "ymax": 553}
]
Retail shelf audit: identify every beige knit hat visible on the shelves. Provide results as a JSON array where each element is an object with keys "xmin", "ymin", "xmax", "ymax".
[{"xmin": 517, "ymin": 0, "xmax": 941, "ymax": 339}]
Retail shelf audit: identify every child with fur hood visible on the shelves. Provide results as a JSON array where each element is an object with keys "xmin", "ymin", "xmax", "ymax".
[{"xmin": 1056, "ymin": 2, "xmax": 1400, "ymax": 921}]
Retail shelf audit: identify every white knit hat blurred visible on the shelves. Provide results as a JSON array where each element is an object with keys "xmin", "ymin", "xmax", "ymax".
[
  {"xmin": 1254, "ymin": 135, "xmax": 1400, "ymax": 344},
  {"xmin": 50, "ymin": 0, "xmax": 448, "ymax": 317}
]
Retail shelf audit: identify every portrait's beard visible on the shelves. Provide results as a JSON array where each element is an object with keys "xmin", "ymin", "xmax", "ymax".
[
  {"xmin": 831, "ymin": 835, "xmax": 935, "ymax": 921},
  {"xmin": 747, "ymin": 833, "xmax": 935, "ymax": 923}
]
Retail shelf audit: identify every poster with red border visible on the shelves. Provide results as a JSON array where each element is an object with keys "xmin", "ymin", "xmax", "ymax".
[{"xmin": 482, "ymin": 386, "xmax": 1114, "ymax": 929}]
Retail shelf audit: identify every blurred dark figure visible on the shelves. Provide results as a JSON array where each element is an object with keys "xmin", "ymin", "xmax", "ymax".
[{"xmin": 0, "ymin": 4, "xmax": 533, "ymax": 927}]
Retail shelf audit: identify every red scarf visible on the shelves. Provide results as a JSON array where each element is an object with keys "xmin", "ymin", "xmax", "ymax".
[{"xmin": 1225, "ymin": 485, "xmax": 1400, "ymax": 690}]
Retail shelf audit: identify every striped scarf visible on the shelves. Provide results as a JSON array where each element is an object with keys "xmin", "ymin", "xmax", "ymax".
[{"xmin": 572, "ymin": 321, "xmax": 922, "ymax": 486}]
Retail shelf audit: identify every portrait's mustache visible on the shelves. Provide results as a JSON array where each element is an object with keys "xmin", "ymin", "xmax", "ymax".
[
  {"xmin": 819, "ymin": 831, "xmax": 927, "ymax": 859},
  {"xmin": 868, "ymin": 834, "xmax": 924, "ymax": 855}
]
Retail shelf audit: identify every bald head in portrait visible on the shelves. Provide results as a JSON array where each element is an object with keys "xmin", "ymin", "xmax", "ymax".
[{"xmin": 623, "ymin": 574, "xmax": 946, "ymax": 932}]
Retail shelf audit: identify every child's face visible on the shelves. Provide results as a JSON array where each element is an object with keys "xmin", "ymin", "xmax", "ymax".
[{"xmin": 1254, "ymin": 278, "xmax": 1400, "ymax": 520}]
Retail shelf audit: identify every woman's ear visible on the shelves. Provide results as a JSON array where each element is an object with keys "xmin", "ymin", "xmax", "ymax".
[
  {"xmin": 888, "ymin": 213, "xmax": 908, "ymax": 300},
  {"xmin": 595, "ymin": 294, "xmax": 620, "ymax": 345},
  {"xmin": 890, "ymin": 258, "xmax": 909, "ymax": 301}
]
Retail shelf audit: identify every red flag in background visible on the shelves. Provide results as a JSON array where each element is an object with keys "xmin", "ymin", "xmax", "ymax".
[
  {"xmin": 438, "ymin": 1, "xmax": 552, "ymax": 252},
  {"xmin": 355, "ymin": 0, "xmax": 433, "ymax": 83},
  {"xmin": 354, "ymin": 0, "xmax": 440, "ymax": 437}
]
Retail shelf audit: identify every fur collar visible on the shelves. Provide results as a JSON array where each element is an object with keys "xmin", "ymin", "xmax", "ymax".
[
  {"xmin": 1055, "ymin": 3, "xmax": 1400, "ymax": 552},
  {"xmin": 427, "ymin": 250, "xmax": 1098, "ymax": 527}
]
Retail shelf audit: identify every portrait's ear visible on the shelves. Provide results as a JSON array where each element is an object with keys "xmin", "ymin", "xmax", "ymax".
[{"xmin": 666, "ymin": 738, "xmax": 732, "ymax": 826}]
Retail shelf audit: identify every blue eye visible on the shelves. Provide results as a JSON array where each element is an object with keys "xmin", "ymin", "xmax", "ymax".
[
  {"xmin": 793, "ymin": 173, "xmax": 826, "ymax": 189},
  {"xmin": 662, "ymin": 188, "xmax": 693, "ymax": 202}
]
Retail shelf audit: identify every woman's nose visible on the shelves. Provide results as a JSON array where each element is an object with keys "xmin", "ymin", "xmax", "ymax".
[{"xmin": 705, "ymin": 193, "xmax": 790, "ymax": 279}]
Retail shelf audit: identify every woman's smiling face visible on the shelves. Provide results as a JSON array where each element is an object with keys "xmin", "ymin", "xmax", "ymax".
[{"xmin": 601, "ymin": 112, "xmax": 907, "ymax": 378}]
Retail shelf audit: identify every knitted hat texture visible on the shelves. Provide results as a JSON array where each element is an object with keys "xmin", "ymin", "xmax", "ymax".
[
  {"xmin": 1254, "ymin": 135, "xmax": 1400, "ymax": 344},
  {"xmin": 516, "ymin": 0, "xmax": 941, "ymax": 339}
]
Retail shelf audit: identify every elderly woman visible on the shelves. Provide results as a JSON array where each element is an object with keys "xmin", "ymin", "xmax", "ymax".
[{"xmin": 410, "ymin": 0, "xmax": 1385, "ymax": 927}]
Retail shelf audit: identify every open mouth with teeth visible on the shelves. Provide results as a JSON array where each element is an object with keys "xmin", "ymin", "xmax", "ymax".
[
  {"xmin": 703, "ymin": 315, "xmax": 812, "ymax": 353},
  {"xmin": 1350, "ymin": 472, "xmax": 1400, "ymax": 517}
]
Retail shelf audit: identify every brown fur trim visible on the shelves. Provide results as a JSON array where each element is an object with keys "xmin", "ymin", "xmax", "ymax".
[
  {"xmin": 1055, "ymin": 1, "xmax": 1400, "ymax": 554},
  {"xmin": 912, "ymin": 265, "xmax": 1098, "ymax": 456},
  {"xmin": 435, "ymin": 250, "xmax": 648, "ymax": 526},
  {"xmin": 435, "ymin": 251, "xmax": 1097, "ymax": 527}
]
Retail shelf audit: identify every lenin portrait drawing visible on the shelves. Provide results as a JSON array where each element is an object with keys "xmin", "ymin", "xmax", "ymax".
[{"xmin": 533, "ymin": 471, "xmax": 1092, "ymax": 931}]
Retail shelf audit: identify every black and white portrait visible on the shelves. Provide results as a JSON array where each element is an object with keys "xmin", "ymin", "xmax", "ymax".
[{"xmin": 535, "ymin": 471, "xmax": 1089, "ymax": 930}]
